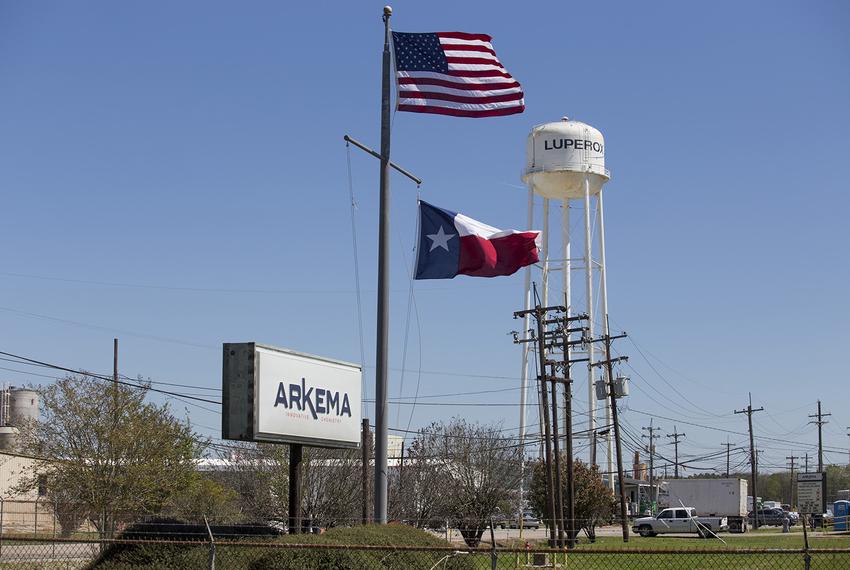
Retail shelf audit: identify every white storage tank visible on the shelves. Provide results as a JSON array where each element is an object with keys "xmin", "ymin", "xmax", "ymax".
[
  {"xmin": 523, "ymin": 117, "xmax": 610, "ymax": 199},
  {"xmin": 9, "ymin": 388, "xmax": 39, "ymax": 426},
  {"xmin": 0, "ymin": 426, "xmax": 19, "ymax": 451}
]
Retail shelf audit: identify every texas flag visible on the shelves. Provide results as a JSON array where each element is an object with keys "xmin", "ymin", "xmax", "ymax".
[{"xmin": 415, "ymin": 201, "xmax": 540, "ymax": 280}]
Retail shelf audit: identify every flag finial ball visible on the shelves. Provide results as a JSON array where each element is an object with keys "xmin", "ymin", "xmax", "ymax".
[{"xmin": 384, "ymin": 6, "xmax": 392, "ymax": 16}]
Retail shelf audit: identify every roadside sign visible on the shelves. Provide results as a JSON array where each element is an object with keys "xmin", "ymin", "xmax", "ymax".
[
  {"xmin": 222, "ymin": 342, "xmax": 362, "ymax": 448},
  {"xmin": 797, "ymin": 472, "xmax": 827, "ymax": 515}
]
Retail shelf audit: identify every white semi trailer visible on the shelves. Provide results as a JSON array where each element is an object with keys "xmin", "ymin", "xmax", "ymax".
[{"xmin": 658, "ymin": 478, "xmax": 749, "ymax": 533}]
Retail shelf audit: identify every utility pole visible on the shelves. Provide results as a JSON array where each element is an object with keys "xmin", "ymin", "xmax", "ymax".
[
  {"xmin": 593, "ymin": 318, "xmax": 630, "ymax": 542},
  {"xmin": 513, "ymin": 285, "xmax": 559, "ymax": 546},
  {"xmin": 667, "ymin": 426, "xmax": 686, "ymax": 479},
  {"xmin": 735, "ymin": 393, "xmax": 763, "ymax": 529},
  {"xmin": 514, "ymin": 294, "xmax": 595, "ymax": 547},
  {"xmin": 723, "ymin": 439, "xmax": 733, "ymax": 477},
  {"xmin": 808, "ymin": 400, "xmax": 831, "ymax": 473},
  {"xmin": 804, "ymin": 452, "xmax": 809, "ymax": 474},
  {"xmin": 786, "ymin": 455, "xmax": 798, "ymax": 507},
  {"xmin": 548, "ymin": 359, "xmax": 566, "ymax": 547},
  {"xmin": 642, "ymin": 420, "xmax": 661, "ymax": 513},
  {"xmin": 557, "ymin": 301, "xmax": 588, "ymax": 550}
]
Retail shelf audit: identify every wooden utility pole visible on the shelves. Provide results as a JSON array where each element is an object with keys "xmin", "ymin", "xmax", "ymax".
[
  {"xmin": 808, "ymin": 401, "xmax": 830, "ymax": 473},
  {"xmin": 735, "ymin": 393, "xmax": 763, "ymax": 529},
  {"xmin": 723, "ymin": 439, "xmax": 733, "ymax": 477},
  {"xmin": 113, "ymin": 338, "xmax": 118, "ymax": 387},
  {"xmin": 667, "ymin": 426, "xmax": 686, "ymax": 479},
  {"xmin": 559, "ymin": 308, "xmax": 587, "ymax": 550},
  {"xmin": 786, "ymin": 455, "xmax": 798, "ymax": 507},
  {"xmin": 548, "ymin": 362, "xmax": 566, "ymax": 547},
  {"xmin": 514, "ymin": 295, "xmax": 593, "ymax": 547},
  {"xmin": 642, "ymin": 420, "xmax": 660, "ymax": 512},
  {"xmin": 804, "ymin": 452, "xmax": 809, "ymax": 474},
  {"xmin": 594, "ymin": 321, "xmax": 630, "ymax": 542},
  {"xmin": 524, "ymin": 287, "xmax": 558, "ymax": 547}
]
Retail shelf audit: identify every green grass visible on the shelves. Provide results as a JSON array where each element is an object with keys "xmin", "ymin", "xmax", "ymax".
[
  {"xmin": 82, "ymin": 524, "xmax": 850, "ymax": 570},
  {"xmin": 573, "ymin": 531, "xmax": 850, "ymax": 550},
  {"xmin": 492, "ymin": 530, "xmax": 850, "ymax": 570}
]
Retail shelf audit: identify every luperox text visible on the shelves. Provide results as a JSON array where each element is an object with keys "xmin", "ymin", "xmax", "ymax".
[
  {"xmin": 543, "ymin": 139, "xmax": 603, "ymax": 153},
  {"xmin": 273, "ymin": 378, "xmax": 352, "ymax": 420}
]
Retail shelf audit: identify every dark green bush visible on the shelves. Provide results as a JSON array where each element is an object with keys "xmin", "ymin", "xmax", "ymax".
[{"xmin": 89, "ymin": 522, "xmax": 477, "ymax": 569}]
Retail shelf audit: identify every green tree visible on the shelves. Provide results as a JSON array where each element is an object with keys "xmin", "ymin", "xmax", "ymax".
[
  {"xmin": 530, "ymin": 458, "xmax": 614, "ymax": 542},
  {"xmin": 168, "ymin": 475, "xmax": 241, "ymax": 523},
  {"xmin": 15, "ymin": 375, "xmax": 203, "ymax": 537}
]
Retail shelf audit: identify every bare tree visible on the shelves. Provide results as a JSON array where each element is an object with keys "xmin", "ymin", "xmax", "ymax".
[
  {"xmin": 390, "ymin": 437, "xmax": 446, "ymax": 528},
  {"xmin": 301, "ymin": 446, "xmax": 362, "ymax": 528},
  {"xmin": 216, "ymin": 442, "xmax": 363, "ymax": 528},
  {"xmin": 398, "ymin": 419, "xmax": 522, "ymax": 547},
  {"xmin": 215, "ymin": 442, "xmax": 290, "ymax": 523}
]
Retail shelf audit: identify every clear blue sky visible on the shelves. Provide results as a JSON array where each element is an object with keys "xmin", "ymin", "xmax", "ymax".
[{"xmin": 1, "ymin": 1, "xmax": 848, "ymax": 476}]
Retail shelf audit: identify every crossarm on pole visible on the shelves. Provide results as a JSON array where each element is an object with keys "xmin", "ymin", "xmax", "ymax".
[{"xmin": 344, "ymin": 135, "xmax": 423, "ymax": 185}]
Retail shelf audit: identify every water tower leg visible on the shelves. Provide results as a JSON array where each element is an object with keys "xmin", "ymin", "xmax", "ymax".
[
  {"xmin": 597, "ymin": 190, "xmax": 615, "ymax": 491},
  {"xmin": 519, "ymin": 187, "xmax": 534, "ymax": 510},
  {"xmin": 539, "ymin": 198, "xmax": 551, "ymax": 460},
  {"xmin": 561, "ymin": 198, "xmax": 571, "ymax": 429},
  {"xmin": 542, "ymin": 198, "xmax": 550, "ymax": 307},
  {"xmin": 583, "ymin": 175, "xmax": 597, "ymax": 467}
]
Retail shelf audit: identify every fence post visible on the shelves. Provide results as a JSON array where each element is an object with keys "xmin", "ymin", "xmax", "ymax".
[
  {"xmin": 802, "ymin": 513, "xmax": 811, "ymax": 570},
  {"xmin": 204, "ymin": 515, "xmax": 215, "ymax": 570},
  {"xmin": 489, "ymin": 518, "xmax": 497, "ymax": 570},
  {"xmin": 33, "ymin": 499, "xmax": 38, "ymax": 538},
  {"xmin": 52, "ymin": 498, "xmax": 57, "ymax": 560},
  {"xmin": 0, "ymin": 497, "xmax": 4, "ymax": 558}
]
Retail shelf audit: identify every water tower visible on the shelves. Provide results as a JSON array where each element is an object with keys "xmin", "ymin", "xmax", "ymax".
[{"xmin": 518, "ymin": 117, "xmax": 614, "ymax": 485}]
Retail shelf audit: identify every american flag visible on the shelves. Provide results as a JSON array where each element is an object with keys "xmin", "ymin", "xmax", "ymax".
[{"xmin": 391, "ymin": 31, "xmax": 524, "ymax": 118}]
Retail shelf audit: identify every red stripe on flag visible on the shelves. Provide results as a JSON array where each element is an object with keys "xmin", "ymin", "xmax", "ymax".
[
  {"xmin": 397, "ymin": 76, "xmax": 521, "ymax": 91},
  {"xmin": 399, "ymin": 90, "xmax": 524, "ymax": 104},
  {"xmin": 440, "ymin": 43, "xmax": 497, "ymax": 56},
  {"xmin": 437, "ymin": 31, "xmax": 493, "ymax": 42},
  {"xmin": 457, "ymin": 233, "xmax": 540, "ymax": 277},
  {"xmin": 448, "ymin": 69, "xmax": 513, "ymax": 79},
  {"xmin": 397, "ymin": 104, "xmax": 525, "ymax": 118},
  {"xmin": 446, "ymin": 56, "xmax": 505, "ymax": 67}
]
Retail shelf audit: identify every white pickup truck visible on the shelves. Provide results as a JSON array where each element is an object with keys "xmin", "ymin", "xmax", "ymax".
[{"xmin": 632, "ymin": 507, "xmax": 728, "ymax": 537}]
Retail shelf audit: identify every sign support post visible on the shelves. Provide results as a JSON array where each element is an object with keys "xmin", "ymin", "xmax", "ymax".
[{"xmin": 288, "ymin": 444, "xmax": 303, "ymax": 534}]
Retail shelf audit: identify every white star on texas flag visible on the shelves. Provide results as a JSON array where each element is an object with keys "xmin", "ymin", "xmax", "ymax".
[{"xmin": 426, "ymin": 225, "xmax": 455, "ymax": 252}]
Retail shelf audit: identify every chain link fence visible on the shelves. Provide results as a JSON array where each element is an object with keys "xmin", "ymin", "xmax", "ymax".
[
  {"xmin": 0, "ymin": 501, "xmax": 846, "ymax": 569},
  {"xmin": 0, "ymin": 538, "xmax": 847, "ymax": 569}
]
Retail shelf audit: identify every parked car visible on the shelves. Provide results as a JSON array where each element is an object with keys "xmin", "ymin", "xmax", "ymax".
[
  {"xmin": 507, "ymin": 511, "xmax": 540, "ymax": 530},
  {"xmin": 490, "ymin": 512, "xmax": 509, "ymax": 529},
  {"xmin": 748, "ymin": 508, "xmax": 790, "ymax": 527}
]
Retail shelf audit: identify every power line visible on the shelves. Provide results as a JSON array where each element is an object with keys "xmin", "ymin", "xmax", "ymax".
[{"xmin": 0, "ymin": 350, "xmax": 222, "ymax": 406}]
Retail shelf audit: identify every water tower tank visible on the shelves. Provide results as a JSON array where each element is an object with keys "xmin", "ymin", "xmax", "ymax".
[
  {"xmin": 522, "ymin": 117, "xmax": 609, "ymax": 199},
  {"xmin": 0, "ymin": 426, "xmax": 19, "ymax": 451},
  {"xmin": 9, "ymin": 389, "xmax": 39, "ymax": 426}
]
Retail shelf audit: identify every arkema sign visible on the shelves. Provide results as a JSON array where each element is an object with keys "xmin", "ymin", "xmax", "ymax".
[{"xmin": 222, "ymin": 343, "xmax": 362, "ymax": 448}]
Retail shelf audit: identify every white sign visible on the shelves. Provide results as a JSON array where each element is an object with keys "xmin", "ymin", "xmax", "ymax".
[
  {"xmin": 222, "ymin": 343, "xmax": 362, "ymax": 448},
  {"xmin": 797, "ymin": 472, "xmax": 826, "ymax": 514},
  {"xmin": 255, "ymin": 346, "xmax": 361, "ymax": 447}
]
